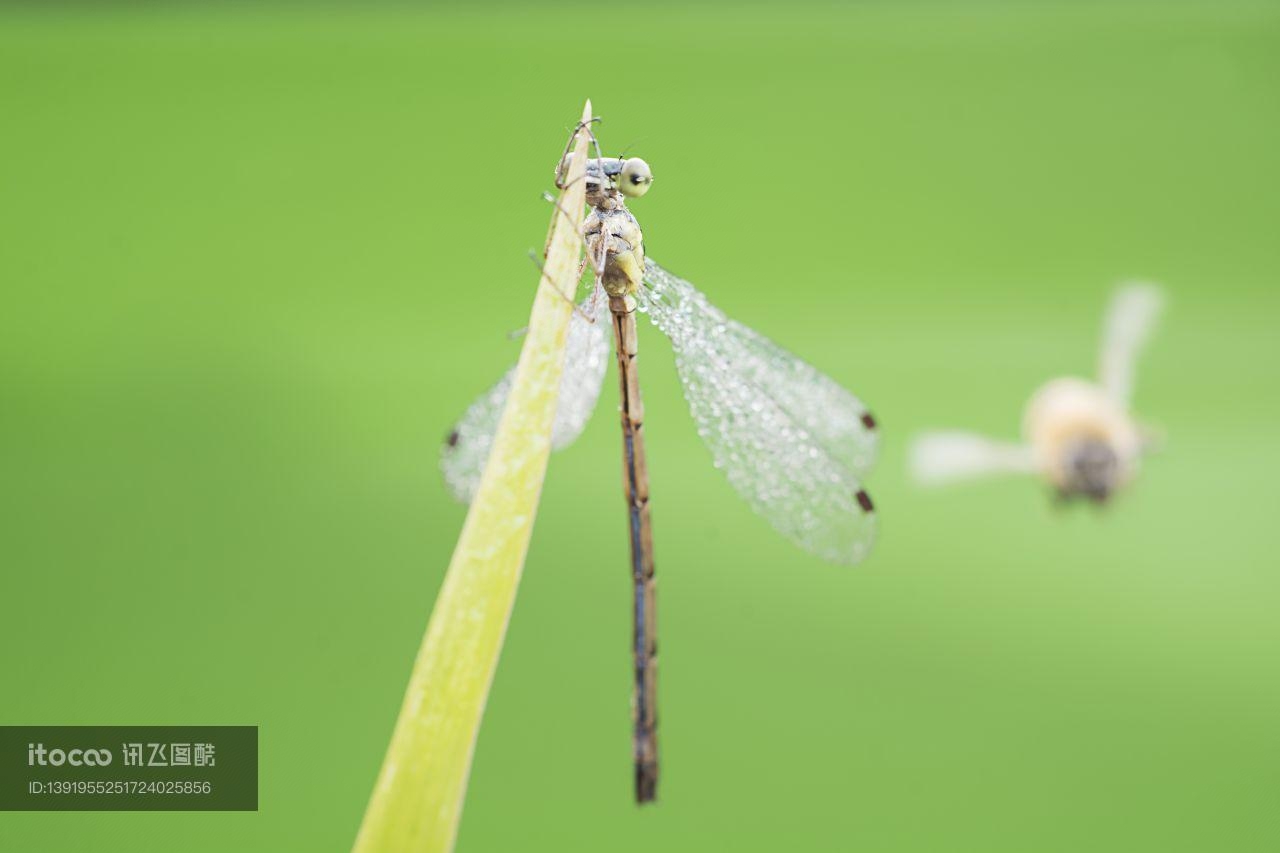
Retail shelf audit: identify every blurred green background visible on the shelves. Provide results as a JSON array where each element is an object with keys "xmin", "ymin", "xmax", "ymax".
[{"xmin": 2, "ymin": 2, "xmax": 1277, "ymax": 851}]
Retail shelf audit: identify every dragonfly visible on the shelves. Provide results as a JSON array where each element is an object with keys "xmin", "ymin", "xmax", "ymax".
[
  {"xmin": 910, "ymin": 282, "xmax": 1165, "ymax": 502},
  {"xmin": 441, "ymin": 138, "xmax": 880, "ymax": 804}
]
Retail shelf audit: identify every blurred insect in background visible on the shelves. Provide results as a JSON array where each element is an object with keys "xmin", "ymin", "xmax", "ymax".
[
  {"xmin": 441, "ymin": 133, "xmax": 879, "ymax": 803},
  {"xmin": 910, "ymin": 282, "xmax": 1165, "ymax": 503}
]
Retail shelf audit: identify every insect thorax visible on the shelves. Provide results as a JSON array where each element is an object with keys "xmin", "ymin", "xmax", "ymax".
[{"xmin": 585, "ymin": 203, "xmax": 646, "ymax": 297}]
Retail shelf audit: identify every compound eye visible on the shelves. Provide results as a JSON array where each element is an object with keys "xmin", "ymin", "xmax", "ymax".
[{"xmin": 619, "ymin": 158, "xmax": 653, "ymax": 198}]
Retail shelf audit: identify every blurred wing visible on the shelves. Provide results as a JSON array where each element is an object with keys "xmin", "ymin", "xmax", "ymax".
[
  {"xmin": 440, "ymin": 292, "xmax": 609, "ymax": 503},
  {"xmin": 638, "ymin": 260, "xmax": 878, "ymax": 565},
  {"xmin": 910, "ymin": 431, "xmax": 1037, "ymax": 486},
  {"xmin": 1098, "ymin": 281, "xmax": 1165, "ymax": 409}
]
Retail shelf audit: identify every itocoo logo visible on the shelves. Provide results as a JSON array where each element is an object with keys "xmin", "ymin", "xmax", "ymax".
[{"xmin": 27, "ymin": 743, "xmax": 113, "ymax": 767}]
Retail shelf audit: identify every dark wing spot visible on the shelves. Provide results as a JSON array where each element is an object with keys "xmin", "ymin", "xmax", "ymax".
[
  {"xmin": 446, "ymin": 429, "xmax": 460, "ymax": 448},
  {"xmin": 860, "ymin": 412, "xmax": 877, "ymax": 430},
  {"xmin": 855, "ymin": 489, "xmax": 874, "ymax": 513}
]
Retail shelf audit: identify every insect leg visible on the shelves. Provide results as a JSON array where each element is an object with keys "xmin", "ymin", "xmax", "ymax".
[
  {"xmin": 527, "ymin": 252, "xmax": 597, "ymax": 322},
  {"xmin": 554, "ymin": 116, "xmax": 603, "ymax": 188},
  {"xmin": 541, "ymin": 191, "xmax": 606, "ymax": 280}
]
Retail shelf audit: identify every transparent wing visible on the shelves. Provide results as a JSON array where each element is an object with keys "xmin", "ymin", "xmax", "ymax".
[
  {"xmin": 440, "ymin": 291, "xmax": 609, "ymax": 503},
  {"xmin": 909, "ymin": 431, "xmax": 1038, "ymax": 486},
  {"xmin": 638, "ymin": 260, "xmax": 878, "ymax": 565},
  {"xmin": 1098, "ymin": 281, "xmax": 1165, "ymax": 410}
]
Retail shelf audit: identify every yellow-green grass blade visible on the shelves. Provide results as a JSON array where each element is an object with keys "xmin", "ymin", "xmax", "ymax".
[{"xmin": 353, "ymin": 100, "xmax": 593, "ymax": 853}]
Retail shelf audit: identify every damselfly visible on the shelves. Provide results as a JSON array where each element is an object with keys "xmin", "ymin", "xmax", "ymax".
[
  {"xmin": 441, "ymin": 133, "xmax": 879, "ymax": 803},
  {"xmin": 910, "ymin": 282, "xmax": 1165, "ymax": 502}
]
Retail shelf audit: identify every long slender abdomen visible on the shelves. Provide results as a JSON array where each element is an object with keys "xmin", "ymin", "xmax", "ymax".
[{"xmin": 610, "ymin": 294, "xmax": 658, "ymax": 804}]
